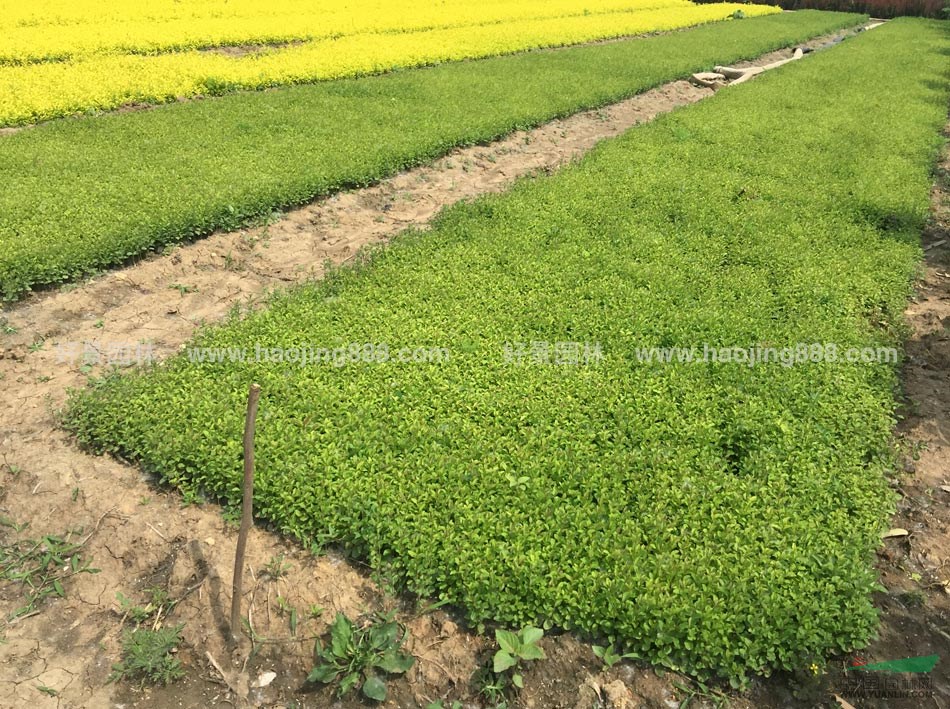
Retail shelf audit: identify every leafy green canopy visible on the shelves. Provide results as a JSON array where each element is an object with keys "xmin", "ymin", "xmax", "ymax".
[
  {"xmin": 0, "ymin": 10, "xmax": 865, "ymax": 299},
  {"xmin": 67, "ymin": 18, "xmax": 950, "ymax": 681}
]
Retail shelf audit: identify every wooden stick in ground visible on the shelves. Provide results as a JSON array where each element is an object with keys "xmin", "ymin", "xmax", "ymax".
[{"xmin": 230, "ymin": 382, "xmax": 261, "ymax": 643}]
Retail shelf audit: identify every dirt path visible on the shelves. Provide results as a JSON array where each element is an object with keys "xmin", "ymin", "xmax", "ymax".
[
  {"xmin": 3, "ymin": 27, "xmax": 936, "ymax": 709},
  {"xmin": 868, "ymin": 130, "xmax": 950, "ymax": 705}
]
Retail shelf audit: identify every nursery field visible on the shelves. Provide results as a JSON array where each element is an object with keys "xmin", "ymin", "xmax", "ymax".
[
  {"xmin": 0, "ymin": 0, "xmax": 782, "ymax": 125},
  {"xmin": 0, "ymin": 10, "xmax": 864, "ymax": 300},
  {"xmin": 66, "ymin": 17, "xmax": 950, "ymax": 684}
]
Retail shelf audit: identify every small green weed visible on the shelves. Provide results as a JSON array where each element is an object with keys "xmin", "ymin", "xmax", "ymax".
[
  {"xmin": 262, "ymin": 553, "xmax": 291, "ymax": 580},
  {"xmin": 275, "ymin": 596, "xmax": 298, "ymax": 635},
  {"xmin": 168, "ymin": 283, "xmax": 198, "ymax": 295},
  {"xmin": 672, "ymin": 677, "xmax": 729, "ymax": 708},
  {"xmin": 473, "ymin": 626, "xmax": 546, "ymax": 704},
  {"xmin": 110, "ymin": 624, "xmax": 185, "ymax": 686},
  {"xmin": 116, "ymin": 587, "xmax": 176, "ymax": 626},
  {"xmin": 0, "ymin": 523, "xmax": 100, "ymax": 620},
  {"xmin": 592, "ymin": 643, "xmax": 638, "ymax": 669},
  {"xmin": 221, "ymin": 505, "xmax": 241, "ymax": 528},
  {"xmin": 179, "ymin": 488, "xmax": 204, "ymax": 507},
  {"xmin": 307, "ymin": 612, "xmax": 414, "ymax": 701},
  {"xmin": 492, "ymin": 626, "xmax": 545, "ymax": 689}
]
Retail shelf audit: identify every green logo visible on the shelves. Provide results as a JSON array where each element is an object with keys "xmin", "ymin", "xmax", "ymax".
[{"xmin": 848, "ymin": 654, "xmax": 939, "ymax": 674}]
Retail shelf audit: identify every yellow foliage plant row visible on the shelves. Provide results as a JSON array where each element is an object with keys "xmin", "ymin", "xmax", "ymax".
[
  {"xmin": 2, "ymin": 0, "xmax": 714, "ymax": 61},
  {"xmin": 1, "ymin": 4, "xmax": 778, "ymax": 126}
]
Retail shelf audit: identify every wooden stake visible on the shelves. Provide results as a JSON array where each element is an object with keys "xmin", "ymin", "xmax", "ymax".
[{"xmin": 230, "ymin": 382, "xmax": 261, "ymax": 643}]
